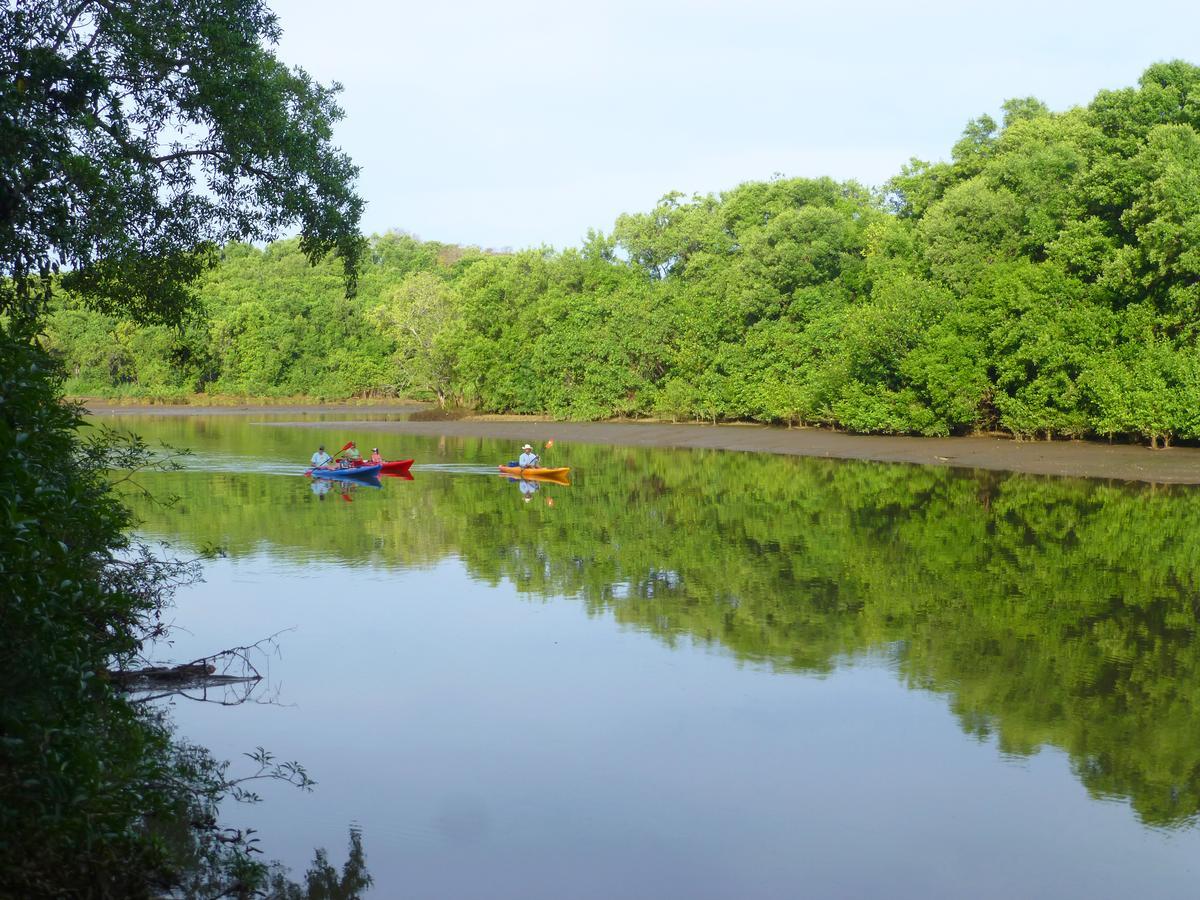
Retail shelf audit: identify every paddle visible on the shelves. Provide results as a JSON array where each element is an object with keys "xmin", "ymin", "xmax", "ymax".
[{"xmin": 306, "ymin": 441, "xmax": 352, "ymax": 476}]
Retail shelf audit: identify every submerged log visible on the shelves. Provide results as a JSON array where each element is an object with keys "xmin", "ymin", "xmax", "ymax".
[
  {"xmin": 106, "ymin": 662, "xmax": 216, "ymax": 687},
  {"xmin": 106, "ymin": 662, "xmax": 260, "ymax": 694},
  {"xmin": 104, "ymin": 633, "xmax": 283, "ymax": 702}
]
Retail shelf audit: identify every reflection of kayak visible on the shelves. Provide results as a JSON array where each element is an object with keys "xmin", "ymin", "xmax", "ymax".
[
  {"xmin": 498, "ymin": 465, "xmax": 569, "ymax": 479},
  {"xmin": 311, "ymin": 464, "xmax": 383, "ymax": 480},
  {"xmin": 497, "ymin": 466, "xmax": 570, "ymax": 484},
  {"xmin": 351, "ymin": 458, "xmax": 412, "ymax": 475},
  {"xmin": 312, "ymin": 475, "xmax": 382, "ymax": 492}
]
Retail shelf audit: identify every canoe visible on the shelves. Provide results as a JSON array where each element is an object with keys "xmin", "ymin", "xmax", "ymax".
[
  {"xmin": 498, "ymin": 465, "xmax": 570, "ymax": 482},
  {"xmin": 311, "ymin": 463, "xmax": 382, "ymax": 480},
  {"xmin": 351, "ymin": 458, "xmax": 412, "ymax": 474}
]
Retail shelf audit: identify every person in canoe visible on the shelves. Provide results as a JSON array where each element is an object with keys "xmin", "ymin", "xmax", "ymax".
[
  {"xmin": 370, "ymin": 447, "xmax": 383, "ymax": 464},
  {"xmin": 343, "ymin": 441, "xmax": 362, "ymax": 464},
  {"xmin": 311, "ymin": 445, "xmax": 333, "ymax": 469},
  {"xmin": 518, "ymin": 443, "xmax": 539, "ymax": 467}
]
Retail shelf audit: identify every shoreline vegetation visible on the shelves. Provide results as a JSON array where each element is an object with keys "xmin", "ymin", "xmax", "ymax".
[
  {"xmin": 84, "ymin": 402, "xmax": 1200, "ymax": 484},
  {"xmin": 2, "ymin": 2, "xmax": 373, "ymax": 895},
  {"xmin": 49, "ymin": 61, "xmax": 1200, "ymax": 451}
]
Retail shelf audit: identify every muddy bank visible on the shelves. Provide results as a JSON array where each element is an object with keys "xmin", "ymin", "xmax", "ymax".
[{"xmin": 259, "ymin": 416, "xmax": 1200, "ymax": 485}]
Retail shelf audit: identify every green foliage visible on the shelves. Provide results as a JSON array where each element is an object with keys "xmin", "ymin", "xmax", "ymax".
[
  {"xmin": 0, "ymin": 336, "xmax": 321, "ymax": 897},
  {"xmin": 2, "ymin": 2, "xmax": 368, "ymax": 894},
  {"xmin": 1, "ymin": 0, "xmax": 362, "ymax": 326},
  {"xmin": 371, "ymin": 270, "xmax": 464, "ymax": 407},
  {"xmin": 45, "ymin": 61, "xmax": 1200, "ymax": 445}
]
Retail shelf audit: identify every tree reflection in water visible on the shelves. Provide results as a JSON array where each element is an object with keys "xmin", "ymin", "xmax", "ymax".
[
  {"xmin": 119, "ymin": 420, "xmax": 1200, "ymax": 829},
  {"xmin": 267, "ymin": 827, "xmax": 372, "ymax": 899}
]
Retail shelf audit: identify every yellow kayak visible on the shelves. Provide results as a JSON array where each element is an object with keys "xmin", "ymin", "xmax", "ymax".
[{"xmin": 498, "ymin": 465, "xmax": 571, "ymax": 484}]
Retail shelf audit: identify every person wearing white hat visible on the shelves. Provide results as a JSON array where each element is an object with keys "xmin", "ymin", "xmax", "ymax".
[{"xmin": 518, "ymin": 443, "xmax": 539, "ymax": 467}]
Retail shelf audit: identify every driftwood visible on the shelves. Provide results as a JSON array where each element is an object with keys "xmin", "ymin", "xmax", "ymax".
[
  {"xmin": 105, "ymin": 632, "xmax": 291, "ymax": 705},
  {"xmin": 106, "ymin": 662, "xmax": 259, "ymax": 691}
]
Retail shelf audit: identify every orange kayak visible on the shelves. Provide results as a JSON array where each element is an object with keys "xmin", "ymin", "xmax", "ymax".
[{"xmin": 498, "ymin": 465, "xmax": 570, "ymax": 483}]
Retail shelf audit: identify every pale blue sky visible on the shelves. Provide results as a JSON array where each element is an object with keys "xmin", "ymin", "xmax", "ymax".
[{"xmin": 271, "ymin": 0, "xmax": 1200, "ymax": 250}]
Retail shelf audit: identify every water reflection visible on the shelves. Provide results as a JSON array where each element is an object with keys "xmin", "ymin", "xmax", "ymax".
[
  {"xmin": 267, "ymin": 827, "xmax": 372, "ymax": 899},
  {"xmin": 309, "ymin": 476, "xmax": 382, "ymax": 500},
  {"xmin": 501, "ymin": 474, "xmax": 565, "ymax": 505},
  {"xmin": 104, "ymin": 414, "xmax": 1200, "ymax": 833}
]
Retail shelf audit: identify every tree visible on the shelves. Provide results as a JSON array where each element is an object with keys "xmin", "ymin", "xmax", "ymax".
[
  {"xmin": 1, "ymin": 1, "xmax": 365, "ymax": 894},
  {"xmin": 1, "ymin": 0, "xmax": 364, "ymax": 329},
  {"xmin": 371, "ymin": 270, "xmax": 462, "ymax": 408}
]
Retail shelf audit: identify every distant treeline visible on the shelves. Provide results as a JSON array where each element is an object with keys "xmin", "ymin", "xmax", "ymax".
[{"xmin": 47, "ymin": 62, "xmax": 1200, "ymax": 445}]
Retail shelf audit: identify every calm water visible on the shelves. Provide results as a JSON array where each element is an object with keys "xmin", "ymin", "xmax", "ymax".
[{"xmin": 98, "ymin": 413, "xmax": 1200, "ymax": 898}]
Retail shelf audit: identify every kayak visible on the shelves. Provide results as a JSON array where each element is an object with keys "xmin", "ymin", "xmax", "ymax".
[
  {"xmin": 498, "ymin": 465, "xmax": 570, "ymax": 482},
  {"xmin": 311, "ymin": 463, "xmax": 383, "ymax": 480},
  {"xmin": 351, "ymin": 457, "xmax": 412, "ymax": 474}
]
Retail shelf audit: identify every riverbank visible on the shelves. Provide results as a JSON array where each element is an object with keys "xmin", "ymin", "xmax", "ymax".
[
  {"xmin": 292, "ymin": 416, "xmax": 1200, "ymax": 485},
  {"xmin": 83, "ymin": 404, "xmax": 1200, "ymax": 484}
]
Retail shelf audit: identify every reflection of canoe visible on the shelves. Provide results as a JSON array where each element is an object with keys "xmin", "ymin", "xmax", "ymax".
[
  {"xmin": 311, "ymin": 464, "xmax": 382, "ymax": 480},
  {"xmin": 498, "ymin": 466, "xmax": 570, "ymax": 485},
  {"xmin": 351, "ymin": 458, "xmax": 412, "ymax": 474}
]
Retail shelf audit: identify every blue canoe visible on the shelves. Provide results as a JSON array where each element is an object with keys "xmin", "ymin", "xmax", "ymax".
[{"xmin": 310, "ymin": 463, "xmax": 383, "ymax": 480}]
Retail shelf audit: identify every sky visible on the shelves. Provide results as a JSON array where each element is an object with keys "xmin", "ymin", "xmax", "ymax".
[{"xmin": 269, "ymin": 0, "xmax": 1200, "ymax": 251}]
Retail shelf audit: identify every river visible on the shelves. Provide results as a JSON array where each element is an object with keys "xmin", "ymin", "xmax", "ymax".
[{"xmin": 98, "ymin": 412, "xmax": 1200, "ymax": 899}]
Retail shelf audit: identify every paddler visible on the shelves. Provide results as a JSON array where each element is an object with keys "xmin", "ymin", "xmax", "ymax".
[
  {"xmin": 311, "ymin": 445, "xmax": 333, "ymax": 468},
  {"xmin": 518, "ymin": 443, "xmax": 539, "ymax": 467},
  {"xmin": 344, "ymin": 441, "xmax": 362, "ymax": 462}
]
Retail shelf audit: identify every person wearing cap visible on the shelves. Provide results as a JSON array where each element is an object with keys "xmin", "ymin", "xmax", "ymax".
[
  {"xmin": 343, "ymin": 441, "xmax": 362, "ymax": 464},
  {"xmin": 369, "ymin": 447, "xmax": 383, "ymax": 464},
  {"xmin": 310, "ymin": 445, "xmax": 333, "ymax": 468},
  {"xmin": 518, "ymin": 443, "xmax": 539, "ymax": 467}
]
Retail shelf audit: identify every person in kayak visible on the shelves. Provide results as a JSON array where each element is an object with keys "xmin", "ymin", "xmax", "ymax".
[
  {"xmin": 370, "ymin": 447, "xmax": 383, "ymax": 464},
  {"xmin": 344, "ymin": 442, "xmax": 362, "ymax": 463},
  {"xmin": 518, "ymin": 443, "xmax": 539, "ymax": 467},
  {"xmin": 311, "ymin": 445, "xmax": 333, "ymax": 468}
]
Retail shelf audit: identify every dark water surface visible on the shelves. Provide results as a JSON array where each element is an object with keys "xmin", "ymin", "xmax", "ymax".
[{"xmin": 99, "ymin": 413, "xmax": 1200, "ymax": 898}]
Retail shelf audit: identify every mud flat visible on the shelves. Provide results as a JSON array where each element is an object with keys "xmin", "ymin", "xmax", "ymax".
[{"xmin": 260, "ymin": 415, "xmax": 1200, "ymax": 485}]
